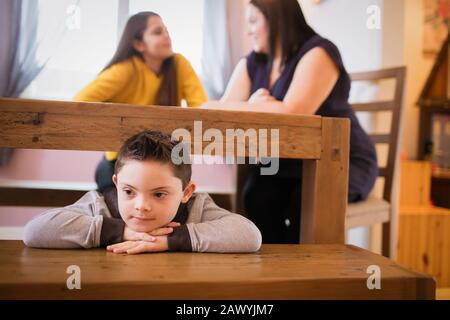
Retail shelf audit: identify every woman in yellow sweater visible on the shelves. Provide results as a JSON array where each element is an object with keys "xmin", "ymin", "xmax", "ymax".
[{"xmin": 75, "ymin": 11, "xmax": 208, "ymax": 192}]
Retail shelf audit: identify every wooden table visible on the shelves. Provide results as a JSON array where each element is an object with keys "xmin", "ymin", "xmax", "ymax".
[{"xmin": 0, "ymin": 241, "xmax": 435, "ymax": 300}]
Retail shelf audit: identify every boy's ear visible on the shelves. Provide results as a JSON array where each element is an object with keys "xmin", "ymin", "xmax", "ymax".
[
  {"xmin": 181, "ymin": 181, "xmax": 196, "ymax": 203},
  {"xmin": 112, "ymin": 174, "xmax": 118, "ymax": 186}
]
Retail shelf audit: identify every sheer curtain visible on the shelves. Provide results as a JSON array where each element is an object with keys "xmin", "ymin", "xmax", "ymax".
[
  {"xmin": 0, "ymin": 0, "xmax": 41, "ymax": 165},
  {"xmin": 0, "ymin": 0, "xmax": 78, "ymax": 166},
  {"xmin": 201, "ymin": 0, "xmax": 250, "ymax": 99},
  {"xmin": 0, "ymin": 0, "xmax": 42, "ymax": 98}
]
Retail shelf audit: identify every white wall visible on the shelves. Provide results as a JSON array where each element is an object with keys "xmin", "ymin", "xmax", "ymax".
[
  {"xmin": 300, "ymin": 0, "xmax": 405, "ymax": 251},
  {"xmin": 300, "ymin": 0, "xmax": 383, "ymax": 73}
]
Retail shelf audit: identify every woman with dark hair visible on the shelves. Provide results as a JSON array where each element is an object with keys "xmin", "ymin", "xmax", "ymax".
[
  {"xmin": 219, "ymin": 0, "xmax": 378, "ymax": 243},
  {"xmin": 75, "ymin": 12, "xmax": 207, "ymax": 192}
]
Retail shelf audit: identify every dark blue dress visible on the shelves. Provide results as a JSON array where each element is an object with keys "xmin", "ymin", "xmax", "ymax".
[{"xmin": 243, "ymin": 35, "xmax": 378, "ymax": 243}]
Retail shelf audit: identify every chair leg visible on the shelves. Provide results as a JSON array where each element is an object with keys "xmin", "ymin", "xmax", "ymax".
[
  {"xmin": 382, "ymin": 221, "xmax": 391, "ymax": 258},
  {"xmin": 235, "ymin": 163, "xmax": 254, "ymax": 215}
]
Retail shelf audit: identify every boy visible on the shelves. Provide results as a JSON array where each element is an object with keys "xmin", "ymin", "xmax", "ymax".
[{"xmin": 23, "ymin": 131, "xmax": 262, "ymax": 254}]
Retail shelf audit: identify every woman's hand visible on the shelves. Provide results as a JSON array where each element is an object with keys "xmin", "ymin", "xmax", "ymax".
[
  {"xmin": 107, "ymin": 236, "xmax": 169, "ymax": 254},
  {"xmin": 248, "ymin": 88, "xmax": 276, "ymax": 103}
]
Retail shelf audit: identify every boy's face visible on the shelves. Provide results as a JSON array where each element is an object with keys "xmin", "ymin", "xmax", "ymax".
[{"xmin": 112, "ymin": 160, "xmax": 195, "ymax": 233}]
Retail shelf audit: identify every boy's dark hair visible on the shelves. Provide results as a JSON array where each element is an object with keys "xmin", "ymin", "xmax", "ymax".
[{"xmin": 115, "ymin": 130, "xmax": 191, "ymax": 189}]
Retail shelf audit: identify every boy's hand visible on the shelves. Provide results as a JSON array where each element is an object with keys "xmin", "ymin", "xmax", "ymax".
[
  {"xmin": 122, "ymin": 222, "xmax": 181, "ymax": 241},
  {"xmin": 149, "ymin": 222, "xmax": 181, "ymax": 236},
  {"xmin": 107, "ymin": 236, "xmax": 169, "ymax": 254},
  {"xmin": 122, "ymin": 226, "xmax": 156, "ymax": 242}
]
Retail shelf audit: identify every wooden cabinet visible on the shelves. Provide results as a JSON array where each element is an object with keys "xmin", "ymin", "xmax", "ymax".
[{"xmin": 397, "ymin": 161, "xmax": 450, "ymax": 287}]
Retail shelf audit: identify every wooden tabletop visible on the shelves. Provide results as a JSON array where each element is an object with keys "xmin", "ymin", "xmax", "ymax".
[{"xmin": 0, "ymin": 241, "xmax": 434, "ymax": 300}]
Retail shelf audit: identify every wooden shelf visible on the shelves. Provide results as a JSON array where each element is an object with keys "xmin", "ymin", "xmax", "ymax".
[
  {"xmin": 418, "ymin": 98, "xmax": 450, "ymax": 110},
  {"xmin": 417, "ymin": 32, "xmax": 450, "ymax": 160},
  {"xmin": 432, "ymin": 168, "xmax": 450, "ymax": 179}
]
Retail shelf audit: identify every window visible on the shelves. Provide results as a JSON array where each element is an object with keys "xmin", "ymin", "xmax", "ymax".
[
  {"xmin": 22, "ymin": 0, "xmax": 204, "ymax": 100},
  {"xmin": 129, "ymin": 0, "xmax": 204, "ymax": 74},
  {"xmin": 22, "ymin": 0, "xmax": 119, "ymax": 100}
]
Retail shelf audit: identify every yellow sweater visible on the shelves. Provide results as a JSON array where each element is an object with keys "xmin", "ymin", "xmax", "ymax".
[{"xmin": 74, "ymin": 54, "xmax": 208, "ymax": 160}]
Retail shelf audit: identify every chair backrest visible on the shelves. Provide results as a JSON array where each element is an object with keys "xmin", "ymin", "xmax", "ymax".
[{"xmin": 350, "ymin": 67, "xmax": 406, "ymax": 203}]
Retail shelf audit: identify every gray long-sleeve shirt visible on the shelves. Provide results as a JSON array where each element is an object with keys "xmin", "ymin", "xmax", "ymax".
[{"xmin": 23, "ymin": 191, "xmax": 262, "ymax": 253}]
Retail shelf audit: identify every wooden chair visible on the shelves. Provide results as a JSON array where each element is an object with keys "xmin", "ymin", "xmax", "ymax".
[
  {"xmin": 346, "ymin": 66, "xmax": 406, "ymax": 258},
  {"xmin": 235, "ymin": 67, "xmax": 406, "ymax": 257}
]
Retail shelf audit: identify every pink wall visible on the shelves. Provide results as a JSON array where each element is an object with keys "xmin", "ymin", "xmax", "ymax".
[
  {"xmin": 0, "ymin": 149, "xmax": 102, "ymax": 181},
  {"xmin": 0, "ymin": 149, "xmax": 234, "ymax": 227},
  {"xmin": 0, "ymin": 149, "xmax": 102, "ymax": 226}
]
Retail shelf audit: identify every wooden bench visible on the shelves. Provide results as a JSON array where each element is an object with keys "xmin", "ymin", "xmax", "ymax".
[
  {"xmin": 0, "ymin": 240, "xmax": 435, "ymax": 299},
  {"xmin": 0, "ymin": 98, "xmax": 435, "ymax": 299},
  {"xmin": 0, "ymin": 179, "xmax": 96, "ymax": 207},
  {"xmin": 0, "ymin": 97, "xmax": 350, "ymax": 244}
]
